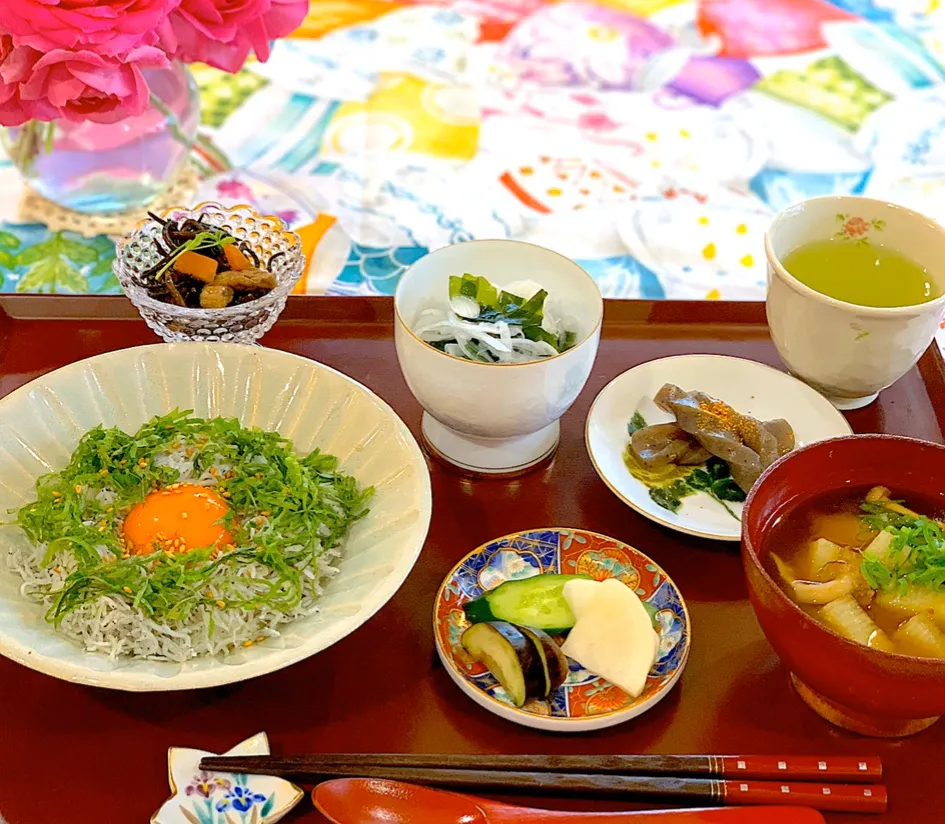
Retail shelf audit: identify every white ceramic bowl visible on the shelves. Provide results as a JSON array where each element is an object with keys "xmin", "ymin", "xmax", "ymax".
[
  {"xmin": 0, "ymin": 344, "xmax": 432, "ymax": 691},
  {"xmin": 394, "ymin": 240, "xmax": 603, "ymax": 475},
  {"xmin": 766, "ymin": 196, "xmax": 945, "ymax": 410}
]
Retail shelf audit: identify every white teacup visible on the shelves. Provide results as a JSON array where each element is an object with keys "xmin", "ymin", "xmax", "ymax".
[
  {"xmin": 765, "ymin": 196, "xmax": 945, "ymax": 410},
  {"xmin": 394, "ymin": 240, "xmax": 603, "ymax": 475}
]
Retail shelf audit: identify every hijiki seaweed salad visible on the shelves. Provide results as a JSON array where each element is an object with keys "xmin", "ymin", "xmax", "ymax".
[
  {"xmin": 6, "ymin": 411, "xmax": 372, "ymax": 662},
  {"xmin": 134, "ymin": 212, "xmax": 282, "ymax": 310},
  {"xmin": 414, "ymin": 274, "xmax": 577, "ymax": 363}
]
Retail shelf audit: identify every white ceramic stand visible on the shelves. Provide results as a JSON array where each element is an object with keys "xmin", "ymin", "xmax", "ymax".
[
  {"xmin": 421, "ymin": 412, "xmax": 560, "ymax": 476},
  {"xmin": 825, "ymin": 391, "xmax": 879, "ymax": 411}
]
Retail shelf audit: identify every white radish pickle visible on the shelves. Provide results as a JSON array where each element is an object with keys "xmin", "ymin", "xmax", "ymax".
[{"xmin": 561, "ymin": 578, "xmax": 660, "ymax": 699}]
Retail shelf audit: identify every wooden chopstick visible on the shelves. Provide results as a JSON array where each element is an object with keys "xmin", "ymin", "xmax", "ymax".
[
  {"xmin": 195, "ymin": 762, "xmax": 887, "ymax": 815},
  {"xmin": 198, "ymin": 753, "xmax": 882, "ymax": 782}
]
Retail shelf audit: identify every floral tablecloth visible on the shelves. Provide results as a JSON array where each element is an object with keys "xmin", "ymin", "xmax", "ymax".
[{"xmin": 0, "ymin": 1, "xmax": 942, "ymax": 331}]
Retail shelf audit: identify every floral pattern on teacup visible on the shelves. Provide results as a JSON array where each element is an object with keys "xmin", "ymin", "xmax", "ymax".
[{"xmin": 835, "ymin": 213, "xmax": 886, "ymax": 244}]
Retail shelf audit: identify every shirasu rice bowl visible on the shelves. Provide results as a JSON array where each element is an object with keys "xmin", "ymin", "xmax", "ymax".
[{"xmin": 5, "ymin": 410, "xmax": 372, "ymax": 663}]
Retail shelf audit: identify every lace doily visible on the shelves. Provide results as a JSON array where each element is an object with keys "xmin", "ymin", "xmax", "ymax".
[{"xmin": 18, "ymin": 164, "xmax": 200, "ymax": 238}]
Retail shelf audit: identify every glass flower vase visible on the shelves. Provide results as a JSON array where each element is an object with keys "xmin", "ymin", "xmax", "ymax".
[{"xmin": 3, "ymin": 62, "xmax": 199, "ymax": 215}]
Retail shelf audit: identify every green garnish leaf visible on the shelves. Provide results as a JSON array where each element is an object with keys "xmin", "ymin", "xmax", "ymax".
[
  {"xmin": 156, "ymin": 230, "xmax": 236, "ymax": 279},
  {"xmin": 449, "ymin": 273, "xmax": 498, "ymax": 309},
  {"xmin": 440, "ymin": 275, "xmax": 576, "ymax": 357},
  {"xmin": 860, "ymin": 552, "xmax": 893, "ymax": 590},
  {"xmin": 649, "ymin": 479, "xmax": 694, "ymax": 514},
  {"xmin": 644, "ymin": 455, "xmax": 743, "ymax": 520},
  {"xmin": 687, "ymin": 469, "xmax": 712, "ymax": 491},
  {"xmin": 627, "ymin": 412, "xmax": 648, "ymax": 436},
  {"xmin": 860, "ymin": 500, "xmax": 914, "ymax": 532},
  {"xmin": 711, "ymin": 478, "xmax": 746, "ymax": 503},
  {"xmin": 523, "ymin": 324, "xmax": 559, "ymax": 348},
  {"xmin": 705, "ymin": 457, "xmax": 729, "ymax": 481}
]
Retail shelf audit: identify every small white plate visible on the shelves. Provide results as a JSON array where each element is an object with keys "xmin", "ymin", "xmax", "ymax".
[{"xmin": 586, "ymin": 355, "xmax": 853, "ymax": 541}]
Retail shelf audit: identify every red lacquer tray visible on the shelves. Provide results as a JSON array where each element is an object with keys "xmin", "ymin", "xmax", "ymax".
[{"xmin": 0, "ymin": 297, "xmax": 942, "ymax": 824}]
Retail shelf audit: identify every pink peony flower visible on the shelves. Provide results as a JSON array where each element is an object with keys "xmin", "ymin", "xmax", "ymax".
[
  {"xmin": 0, "ymin": 0, "xmax": 181, "ymax": 58},
  {"xmin": 166, "ymin": 0, "xmax": 308, "ymax": 73},
  {"xmin": 0, "ymin": 36, "xmax": 57, "ymax": 126},
  {"xmin": 18, "ymin": 45, "xmax": 168, "ymax": 125}
]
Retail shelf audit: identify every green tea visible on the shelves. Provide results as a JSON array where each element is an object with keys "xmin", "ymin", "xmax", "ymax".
[{"xmin": 782, "ymin": 240, "xmax": 938, "ymax": 308}]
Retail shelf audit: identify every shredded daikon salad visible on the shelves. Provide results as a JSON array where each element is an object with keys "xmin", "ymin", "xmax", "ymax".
[
  {"xmin": 6, "ymin": 411, "xmax": 372, "ymax": 662},
  {"xmin": 413, "ymin": 274, "xmax": 578, "ymax": 364}
]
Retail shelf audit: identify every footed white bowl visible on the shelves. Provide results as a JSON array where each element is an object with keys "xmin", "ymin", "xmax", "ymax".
[
  {"xmin": 0, "ymin": 344, "xmax": 432, "ymax": 691},
  {"xmin": 394, "ymin": 240, "xmax": 603, "ymax": 475}
]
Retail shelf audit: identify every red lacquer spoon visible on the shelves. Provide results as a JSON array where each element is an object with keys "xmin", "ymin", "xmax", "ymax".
[{"xmin": 313, "ymin": 778, "xmax": 826, "ymax": 824}]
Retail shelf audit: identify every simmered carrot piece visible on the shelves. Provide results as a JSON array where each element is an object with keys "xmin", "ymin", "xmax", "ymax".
[
  {"xmin": 175, "ymin": 250, "xmax": 217, "ymax": 282},
  {"xmin": 223, "ymin": 244, "xmax": 254, "ymax": 271}
]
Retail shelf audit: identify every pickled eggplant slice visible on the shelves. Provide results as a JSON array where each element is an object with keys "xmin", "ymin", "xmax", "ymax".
[
  {"xmin": 461, "ymin": 621, "xmax": 544, "ymax": 707},
  {"xmin": 519, "ymin": 626, "xmax": 569, "ymax": 697}
]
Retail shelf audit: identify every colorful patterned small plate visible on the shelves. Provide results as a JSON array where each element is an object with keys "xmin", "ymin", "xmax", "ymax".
[
  {"xmin": 151, "ymin": 732, "xmax": 303, "ymax": 824},
  {"xmin": 433, "ymin": 528, "xmax": 690, "ymax": 732}
]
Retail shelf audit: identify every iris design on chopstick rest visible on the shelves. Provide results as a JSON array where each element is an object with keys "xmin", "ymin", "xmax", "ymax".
[
  {"xmin": 151, "ymin": 732, "xmax": 302, "ymax": 824},
  {"xmin": 215, "ymin": 785, "xmax": 268, "ymax": 814},
  {"xmin": 185, "ymin": 773, "xmax": 231, "ymax": 799}
]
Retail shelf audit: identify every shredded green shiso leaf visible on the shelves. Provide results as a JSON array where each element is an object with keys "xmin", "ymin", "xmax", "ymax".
[
  {"xmin": 859, "ymin": 502, "xmax": 945, "ymax": 594},
  {"xmin": 14, "ymin": 410, "xmax": 372, "ymax": 625}
]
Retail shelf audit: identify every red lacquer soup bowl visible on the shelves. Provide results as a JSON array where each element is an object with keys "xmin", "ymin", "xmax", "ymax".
[{"xmin": 742, "ymin": 434, "xmax": 945, "ymax": 738}]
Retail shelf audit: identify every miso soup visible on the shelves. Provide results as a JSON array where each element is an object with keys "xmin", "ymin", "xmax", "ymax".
[{"xmin": 764, "ymin": 486, "xmax": 945, "ymax": 659}]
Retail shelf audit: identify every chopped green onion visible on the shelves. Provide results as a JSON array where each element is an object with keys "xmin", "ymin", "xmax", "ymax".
[
  {"xmin": 858, "ymin": 502, "xmax": 945, "ymax": 593},
  {"xmin": 14, "ymin": 410, "xmax": 372, "ymax": 624}
]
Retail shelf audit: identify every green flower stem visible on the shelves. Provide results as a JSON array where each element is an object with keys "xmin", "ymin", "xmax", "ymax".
[
  {"xmin": 148, "ymin": 92, "xmax": 232, "ymax": 173},
  {"xmin": 6, "ymin": 121, "xmax": 46, "ymax": 175}
]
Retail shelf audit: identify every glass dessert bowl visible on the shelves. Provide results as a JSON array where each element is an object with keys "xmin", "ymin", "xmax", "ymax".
[{"xmin": 114, "ymin": 203, "xmax": 304, "ymax": 343}]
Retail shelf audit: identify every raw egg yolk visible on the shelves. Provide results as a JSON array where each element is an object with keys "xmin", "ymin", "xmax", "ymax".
[{"xmin": 123, "ymin": 484, "xmax": 233, "ymax": 556}]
